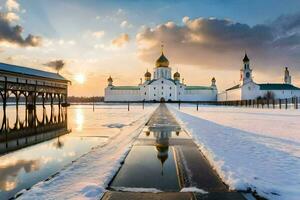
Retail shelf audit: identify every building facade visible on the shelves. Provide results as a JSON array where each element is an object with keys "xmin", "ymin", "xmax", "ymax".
[
  {"xmin": 218, "ymin": 54, "xmax": 300, "ymax": 101},
  {"xmin": 104, "ymin": 50, "xmax": 218, "ymax": 102}
]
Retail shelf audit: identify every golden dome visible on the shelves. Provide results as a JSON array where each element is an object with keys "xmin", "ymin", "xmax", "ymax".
[
  {"xmin": 107, "ymin": 76, "xmax": 113, "ymax": 82},
  {"xmin": 174, "ymin": 71, "xmax": 180, "ymax": 78},
  {"xmin": 145, "ymin": 70, "xmax": 151, "ymax": 77},
  {"xmin": 156, "ymin": 52, "xmax": 169, "ymax": 68}
]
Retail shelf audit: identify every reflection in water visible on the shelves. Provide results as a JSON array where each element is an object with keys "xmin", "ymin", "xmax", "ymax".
[
  {"xmin": 0, "ymin": 160, "xmax": 40, "ymax": 191},
  {"xmin": 75, "ymin": 108, "xmax": 84, "ymax": 132},
  {"xmin": 0, "ymin": 106, "xmax": 69, "ymax": 155},
  {"xmin": 0, "ymin": 105, "xmax": 109, "ymax": 200},
  {"xmin": 110, "ymin": 126, "xmax": 181, "ymax": 191}
]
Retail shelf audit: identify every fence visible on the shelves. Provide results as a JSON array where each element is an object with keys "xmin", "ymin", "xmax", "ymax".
[{"xmin": 175, "ymin": 96, "xmax": 299, "ymax": 110}]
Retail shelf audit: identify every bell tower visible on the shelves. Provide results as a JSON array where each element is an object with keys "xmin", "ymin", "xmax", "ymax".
[
  {"xmin": 240, "ymin": 53, "xmax": 253, "ymax": 85},
  {"xmin": 284, "ymin": 67, "xmax": 291, "ymax": 84}
]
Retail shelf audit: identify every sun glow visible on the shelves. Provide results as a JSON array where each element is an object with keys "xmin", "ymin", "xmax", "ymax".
[{"xmin": 74, "ymin": 74, "xmax": 86, "ymax": 84}]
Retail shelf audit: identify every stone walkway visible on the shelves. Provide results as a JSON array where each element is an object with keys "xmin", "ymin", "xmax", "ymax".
[{"xmin": 102, "ymin": 104, "xmax": 248, "ymax": 200}]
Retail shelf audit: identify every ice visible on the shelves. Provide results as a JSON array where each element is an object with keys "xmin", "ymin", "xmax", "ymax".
[{"xmin": 168, "ymin": 104, "xmax": 300, "ymax": 200}]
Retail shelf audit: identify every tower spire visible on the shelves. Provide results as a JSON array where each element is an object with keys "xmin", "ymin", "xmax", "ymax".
[{"xmin": 161, "ymin": 41, "xmax": 164, "ymax": 54}]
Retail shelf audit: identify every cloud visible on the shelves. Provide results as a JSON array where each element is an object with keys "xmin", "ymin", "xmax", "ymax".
[
  {"xmin": 5, "ymin": 12, "xmax": 19, "ymax": 22},
  {"xmin": 0, "ymin": 13, "xmax": 42, "ymax": 47},
  {"xmin": 120, "ymin": 20, "xmax": 132, "ymax": 28},
  {"xmin": 92, "ymin": 30, "xmax": 105, "ymax": 38},
  {"xmin": 111, "ymin": 33, "xmax": 130, "ymax": 47},
  {"xmin": 44, "ymin": 60, "xmax": 65, "ymax": 73},
  {"xmin": 6, "ymin": 0, "xmax": 19, "ymax": 12},
  {"xmin": 136, "ymin": 14, "xmax": 300, "ymax": 72}
]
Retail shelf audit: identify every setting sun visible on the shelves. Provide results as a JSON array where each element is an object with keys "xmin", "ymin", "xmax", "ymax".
[{"xmin": 74, "ymin": 74, "xmax": 86, "ymax": 84}]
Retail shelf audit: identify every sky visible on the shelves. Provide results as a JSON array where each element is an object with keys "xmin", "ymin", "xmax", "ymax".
[{"xmin": 1, "ymin": 0, "xmax": 300, "ymax": 96}]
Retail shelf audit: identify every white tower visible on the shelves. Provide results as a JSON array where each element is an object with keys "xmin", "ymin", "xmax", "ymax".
[
  {"xmin": 107, "ymin": 76, "xmax": 113, "ymax": 86},
  {"xmin": 284, "ymin": 67, "xmax": 292, "ymax": 84},
  {"xmin": 211, "ymin": 77, "xmax": 217, "ymax": 89},
  {"xmin": 240, "ymin": 53, "xmax": 253, "ymax": 85}
]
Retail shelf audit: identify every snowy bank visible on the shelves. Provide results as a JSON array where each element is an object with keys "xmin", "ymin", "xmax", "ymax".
[
  {"xmin": 168, "ymin": 104, "xmax": 300, "ymax": 200},
  {"xmin": 18, "ymin": 104, "xmax": 157, "ymax": 200}
]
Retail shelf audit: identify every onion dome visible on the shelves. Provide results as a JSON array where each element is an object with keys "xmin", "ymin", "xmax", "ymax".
[
  {"xmin": 212, "ymin": 77, "xmax": 216, "ymax": 82},
  {"xmin": 156, "ymin": 52, "xmax": 169, "ymax": 68},
  {"xmin": 107, "ymin": 76, "xmax": 113, "ymax": 82},
  {"xmin": 243, "ymin": 53, "xmax": 249, "ymax": 62},
  {"xmin": 144, "ymin": 70, "xmax": 151, "ymax": 77},
  {"xmin": 174, "ymin": 71, "xmax": 180, "ymax": 78}
]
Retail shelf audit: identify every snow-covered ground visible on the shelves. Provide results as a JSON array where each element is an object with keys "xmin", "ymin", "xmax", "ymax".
[
  {"xmin": 18, "ymin": 104, "xmax": 158, "ymax": 200},
  {"xmin": 168, "ymin": 104, "xmax": 300, "ymax": 200}
]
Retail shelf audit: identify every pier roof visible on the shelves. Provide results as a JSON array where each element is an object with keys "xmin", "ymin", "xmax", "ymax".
[{"xmin": 0, "ymin": 62, "xmax": 68, "ymax": 82}]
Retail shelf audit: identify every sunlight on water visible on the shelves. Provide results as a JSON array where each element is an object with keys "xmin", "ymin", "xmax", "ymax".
[
  {"xmin": 0, "ymin": 104, "xmax": 154, "ymax": 199},
  {"xmin": 75, "ymin": 108, "xmax": 84, "ymax": 132}
]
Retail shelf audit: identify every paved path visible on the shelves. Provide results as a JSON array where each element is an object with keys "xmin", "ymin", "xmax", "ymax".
[{"xmin": 102, "ymin": 104, "xmax": 248, "ymax": 200}]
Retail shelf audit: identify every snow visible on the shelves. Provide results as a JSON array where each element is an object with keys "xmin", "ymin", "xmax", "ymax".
[
  {"xmin": 110, "ymin": 187, "xmax": 162, "ymax": 193},
  {"xmin": 168, "ymin": 104, "xmax": 300, "ymax": 200},
  {"xmin": 18, "ymin": 104, "xmax": 158, "ymax": 200},
  {"xmin": 180, "ymin": 187, "xmax": 208, "ymax": 194}
]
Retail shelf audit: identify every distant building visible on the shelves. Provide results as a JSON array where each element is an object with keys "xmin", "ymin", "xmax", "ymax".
[
  {"xmin": 218, "ymin": 54, "xmax": 300, "ymax": 101},
  {"xmin": 104, "ymin": 48, "xmax": 217, "ymax": 102}
]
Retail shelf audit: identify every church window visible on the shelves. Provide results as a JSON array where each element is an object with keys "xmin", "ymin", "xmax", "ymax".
[
  {"xmin": 162, "ymin": 92, "xmax": 163, "ymax": 95},
  {"xmin": 179, "ymin": 92, "xmax": 181, "ymax": 95},
  {"xmin": 169, "ymin": 93, "xmax": 171, "ymax": 97},
  {"xmin": 180, "ymin": 86, "xmax": 182, "ymax": 88},
  {"xmin": 154, "ymin": 87, "xmax": 156, "ymax": 90},
  {"xmin": 161, "ymin": 81, "xmax": 164, "ymax": 84},
  {"xmin": 162, "ymin": 86, "xmax": 164, "ymax": 89},
  {"xmin": 154, "ymin": 94, "xmax": 156, "ymax": 96},
  {"xmin": 170, "ymin": 87, "xmax": 172, "ymax": 90},
  {"xmin": 144, "ymin": 92, "xmax": 146, "ymax": 95}
]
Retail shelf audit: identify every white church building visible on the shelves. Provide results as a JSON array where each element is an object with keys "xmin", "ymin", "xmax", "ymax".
[
  {"xmin": 218, "ymin": 54, "xmax": 300, "ymax": 101},
  {"xmin": 104, "ymin": 50, "xmax": 217, "ymax": 102}
]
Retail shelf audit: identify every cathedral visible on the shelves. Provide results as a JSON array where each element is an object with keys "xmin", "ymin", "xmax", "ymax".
[
  {"xmin": 218, "ymin": 54, "xmax": 300, "ymax": 101},
  {"xmin": 104, "ymin": 49, "xmax": 218, "ymax": 102}
]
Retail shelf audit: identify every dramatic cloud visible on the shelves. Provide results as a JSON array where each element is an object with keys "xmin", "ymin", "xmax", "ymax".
[
  {"xmin": 136, "ymin": 14, "xmax": 300, "ymax": 72},
  {"xmin": 111, "ymin": 33, "xmax": 130, "ymax": 47},
  {"xmin": 44, "ymin": 60, "xmax": 65, "ymax": 73},
  {"xmin": 6, "ymin": 0, "xmax": 19, "ymax": 12},
  {"xmin": 0, "ymin": 13, "xmax": 42, "ymax": 47},
  {"xmin": 5, "ymin": 12, "xmax": 19, "ymax": 22}
]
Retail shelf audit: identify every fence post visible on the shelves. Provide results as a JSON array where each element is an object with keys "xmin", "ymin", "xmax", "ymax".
[
  {"xmin": 142, "ymin": 100, "xmax": 145, "ymax": 110},
  {"xmin": 285, "ymin": 98, "xmax": 288, "ymax": 109},
  {"xmin": 273, "ymin": 99, "xmax": 275, "ymax": 109},
  {"xmin": 279, "ymin": 99, "xmax": 281, "ymax": 109},
  {"xmin": 296, "ymin": 97, "xmax": 299, "ymax": 109},
  {"xmin": 267, "ymin": 99, "xmax": 269, "ymax": 109},
  {"xmin": 128, "ymin": 102, "xmax": 130, "ymax": 111},
  {"xmin": 197, "ymin": 102, "xmax": 199, "ymax": 111},
  {"xmin": 178, "ymin": 101, "xmax": 181, "ymax": 110}
]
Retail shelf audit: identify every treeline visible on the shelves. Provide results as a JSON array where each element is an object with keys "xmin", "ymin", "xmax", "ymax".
[{"xmin": 67, "ymin": 96, "xmax": 104, "ymax": 103}]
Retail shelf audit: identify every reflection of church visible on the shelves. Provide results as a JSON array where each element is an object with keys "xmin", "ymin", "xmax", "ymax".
[{"xmin": 104, "ymin": 47, "xmax": 218, "ymax": 102}]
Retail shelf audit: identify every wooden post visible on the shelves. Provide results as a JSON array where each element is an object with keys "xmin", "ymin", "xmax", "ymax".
[
  {"xmin": 128, "ymin": 102, "xmax": 130, "ymax": 111},
  {"xmin": 142, "ymin": 100, "xmax": 145, "ymax": 110},
  {"xmin": 285, "ymin": 98, "xmax": 288, "ymax": 109},
  {"xmin": 93, "ymin": 96, "xmax": 95, "ymax": 112},
  {"xmin": 273, "ymin": 99, "xmax": 275, "ymax": 109},
  {"xmin": 178, "ymin": 101, "xmax": 181, "ymax": 110},
  {"xmin": 197, "ymin": 102, "xmax": 199, "ymax": 111},
  {"xmin": 267, "ymin": 99, "xmax": 269, "ymax": 109},
  {"xmin": 296, "ymin": 97, "xmax": 299, "ymax": 109}
]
